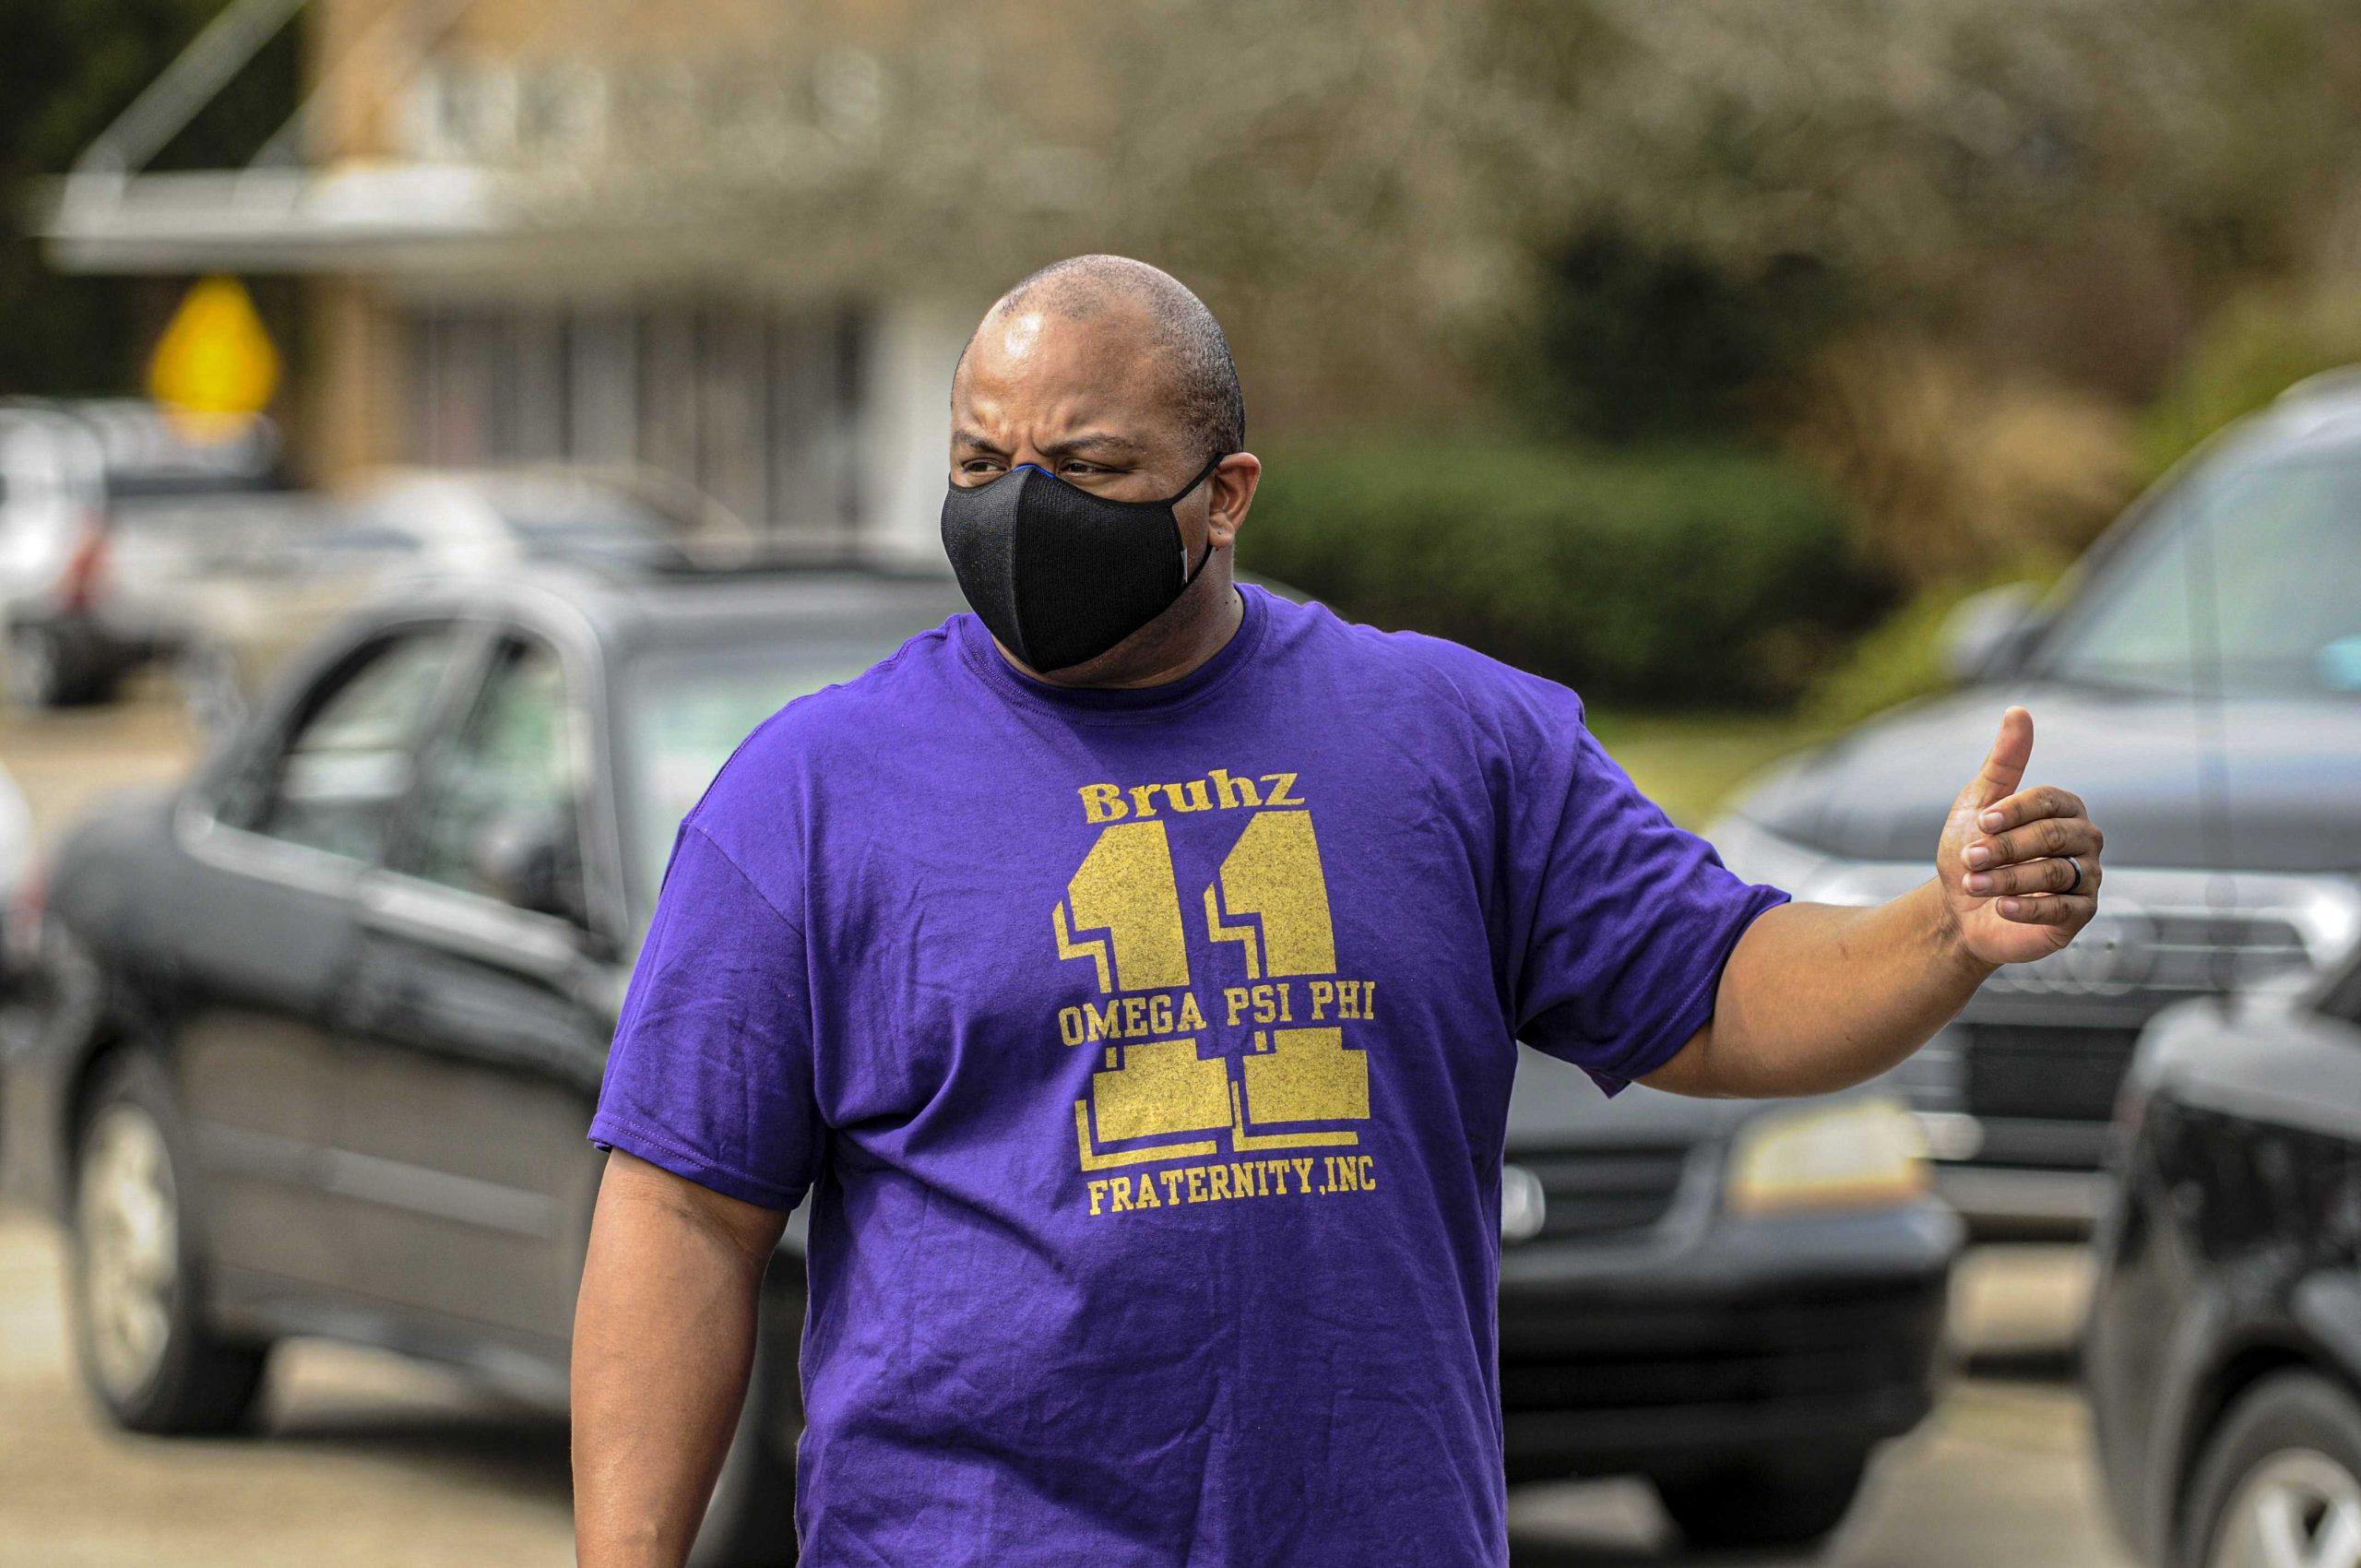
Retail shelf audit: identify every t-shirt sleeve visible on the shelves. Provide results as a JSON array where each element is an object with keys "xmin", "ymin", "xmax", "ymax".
[
  {"xmin": 1509, "ymin": 704, "xmax": 1789, "ymax": 1095},
  {"xmin": 587, "ymin": 821, "xmax": 823, "ymax": 1209}
]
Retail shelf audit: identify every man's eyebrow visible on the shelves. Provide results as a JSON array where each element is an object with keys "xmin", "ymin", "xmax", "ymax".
[
  {"xmin": 1036, "ymin": 431, "xmax": 1144, "ymax": 460},
  {"xmin": 954, "ymin": 424, "xmax": 1147, "ymax": 456},
  {"xmin": 950, "ymin": 428, "xmax": 1145, "ymax": 459}
]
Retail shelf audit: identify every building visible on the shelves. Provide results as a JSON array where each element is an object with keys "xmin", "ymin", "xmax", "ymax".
[{"xmin": 42, "ymin": 0, "xmax": 977, "ymax": 561}]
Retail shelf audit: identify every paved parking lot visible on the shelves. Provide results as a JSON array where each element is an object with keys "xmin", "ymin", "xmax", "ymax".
[
  {"xmin": 0, "ymin": 1211, "xmax": 2131, "ymax": 1566},
  {"xmin": 0, "ymin": 693, "xmax": 2142, "ymax": 1566}
]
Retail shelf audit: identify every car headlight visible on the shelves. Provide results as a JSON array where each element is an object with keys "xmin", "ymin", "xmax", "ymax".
[{"xmin": 1726, "ymin": 1098, "xmax": 1929, "ymax": 1215}]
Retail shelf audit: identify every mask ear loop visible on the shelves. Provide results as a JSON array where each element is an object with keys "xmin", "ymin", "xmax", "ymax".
[{"xmin": 1173, "ymin": 452, "xmax": 1228, "ymax": 584}]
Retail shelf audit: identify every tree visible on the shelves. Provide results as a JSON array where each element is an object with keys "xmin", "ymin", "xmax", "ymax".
[{"xmin": 553, "ymin": 0, "xmax": 2361, "ymax": 427}]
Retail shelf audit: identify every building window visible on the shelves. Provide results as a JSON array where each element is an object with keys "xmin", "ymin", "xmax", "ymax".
[{"xmin": 406, "ymin": 299, "xmax": 863, "ymax": 540}]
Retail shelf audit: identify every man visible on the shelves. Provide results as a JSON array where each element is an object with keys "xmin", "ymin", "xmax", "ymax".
[{"xmin": 573, "ymin": 255, "xmax": 2104, "ymax": 1566}]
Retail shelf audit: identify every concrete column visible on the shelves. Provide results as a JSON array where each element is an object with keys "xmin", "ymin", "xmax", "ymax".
[
  {"xmin": 856, "ymin": 297, "xmax": 969, "ymax": 568},
  {"xmin": 307, "ymin": 277, "xmax": 406, "ymax": 484}
]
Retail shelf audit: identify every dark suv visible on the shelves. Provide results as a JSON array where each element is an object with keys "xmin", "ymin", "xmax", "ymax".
[
  {"xmin": 2, "ymin": 559, "xmax": 1955, "ymax": 1562},
  {"xmin": 2084, "ymin": 948, "xmax": 2361, "ymax": 1568},
  {"xmin": 1713, "ymin": 371, "xmax": 2361, "ymax": 1235}
]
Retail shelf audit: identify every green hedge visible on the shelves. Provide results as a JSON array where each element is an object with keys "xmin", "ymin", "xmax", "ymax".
[
  {"xmin": 1241, "ymin": 436, "xmax": 1887, "ymax": 707},
  {"xmin": 2138, "ymin": 285, "xmax": 2361, "ymax": 481}
]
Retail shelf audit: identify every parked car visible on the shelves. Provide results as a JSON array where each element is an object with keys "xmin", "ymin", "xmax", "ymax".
[
  {"xmin": 0, "ymin": 400, "xmax": 283, "ymax": 707},
  {"xmin": 0, "ymin": 558, "xmax": 1953, "ymax": 1563},
  {"xmin": 1501, "ymin": 1063, "xmax": 1956, "ymax": 1550},
  {"xmin": 2084, "ymin": 946, "xmax": 2361, "ymax": 1568},
  {"xmin": 170, "ymin": 465, "xmax": 753, "ymax": 732},
  {"xmin": 337, "ymin": 465, "xmax": 744, "ymax": 574},
  {"xmin": 79, "ymin": 489, "xmax": 364, "ymax": 728},
  {"xmin": 1712, "ymin": 368, "xmax": 2361, "ymax": 1236},
  {"xmin": 5, "ymin": 558, "xmax": 946, "ymax": 1565}
]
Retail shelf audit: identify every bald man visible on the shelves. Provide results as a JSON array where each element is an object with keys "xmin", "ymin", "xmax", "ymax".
[{"xmin": 572, "ymin": 255, "xmax": 2106, "ymax": 1565}]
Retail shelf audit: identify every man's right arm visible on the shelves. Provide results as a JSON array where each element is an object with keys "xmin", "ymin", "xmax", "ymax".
[{"xmin": 573, "ymin": 1149, "xmax": 790, "ymax": 1568}]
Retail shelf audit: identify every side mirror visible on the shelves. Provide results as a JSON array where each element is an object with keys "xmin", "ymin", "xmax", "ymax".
[
  {"xmin": 470, "ymin": 810, "xmax": 587, "ymax": 927},
  {"xmin": 1941, "ymin": 582, "xmax": 2044, "ymax": 683}
]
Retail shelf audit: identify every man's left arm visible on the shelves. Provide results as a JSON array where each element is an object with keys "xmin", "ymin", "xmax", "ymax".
[{"xmin": 1643, "ymin": 707, "xmax": 2103, "ymax": 1099}]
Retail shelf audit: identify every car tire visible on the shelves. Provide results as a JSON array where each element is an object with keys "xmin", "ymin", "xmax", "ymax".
[
  {"xmin": 2183, "ymin": 1372, "xmax": 2361, "ymax": 1568},
  {"xmin": 688, "ymin": 1265, "xmax": 803, "ymax": 1568},
  {"xmin": 66, "ymin": 1051, "xmax": 269, "ymax": 1434},
  {"xmin": 8, "ymin": 626, "xmax": 112, "ymax": 709},
  {"xmin": 1654, "ymin": 1451, "xmax": 1869, "ymax": 1552}
]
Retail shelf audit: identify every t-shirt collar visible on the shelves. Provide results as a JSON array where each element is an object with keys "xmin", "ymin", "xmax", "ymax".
[{"xmin": 955, "ymin": 584, "xmax": 1268, "ymax": 719}]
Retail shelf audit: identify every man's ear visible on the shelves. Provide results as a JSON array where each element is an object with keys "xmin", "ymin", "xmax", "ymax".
[{"xmin": 1207, "ymin": 453, "xmax": 1262, "ymax": 549}]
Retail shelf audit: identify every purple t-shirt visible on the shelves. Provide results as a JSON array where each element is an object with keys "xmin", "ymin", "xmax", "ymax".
[{"xmin": 589, "ymin": 585, "xmax": 1786, "ymax": 1565}]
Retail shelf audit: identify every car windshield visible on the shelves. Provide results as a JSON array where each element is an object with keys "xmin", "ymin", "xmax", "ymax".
[
  {"xmin": 2043, "ymin": 451, "xmax": 2361, "ymax": 695},
  {"xmin": 494, "ymin": 494, "xmax": 672, "ymax": 548},
  {"xmin": 617, "ymin": 633, "xmax": 887, "ymax": 903},
  {"xmin": 486, "ymin": 489, "xmax": 695, "ymax": 569}
]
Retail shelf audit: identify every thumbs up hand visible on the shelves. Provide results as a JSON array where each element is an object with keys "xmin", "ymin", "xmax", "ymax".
[{"xmin": 1939, "ymin": 707, "xmax": 2104, "ymax": 968}]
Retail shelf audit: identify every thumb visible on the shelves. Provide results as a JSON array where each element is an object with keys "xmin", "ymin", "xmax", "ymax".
[{"xmin": 1968, "ymin": 707, "xmax": 2034, "ymax": 811}]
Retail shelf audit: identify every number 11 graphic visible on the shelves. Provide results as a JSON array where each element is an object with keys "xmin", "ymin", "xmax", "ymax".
[
  {"xmin": 1210, "ymin": 812, "xmax": 1370, "ymax": 1128},
  {"xmin": 1056, "ymin": 808, "xmax": 1369, "ymax": 1167}
]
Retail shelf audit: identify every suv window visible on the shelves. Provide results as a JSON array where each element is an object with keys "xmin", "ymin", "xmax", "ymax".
[
  {"xmin": 238, "ymin": 626, "xmax": 463, "ymax": 861},
  {"xmin": 409, "ymin": 636, "xmax": 586, "ymax": 922},
  {"xmin": 2045, "ymin": 454, "xmax": 2361, "ymax": 694}
]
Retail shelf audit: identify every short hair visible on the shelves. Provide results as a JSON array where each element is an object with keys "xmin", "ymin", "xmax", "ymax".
[{"xmin": 968, "ymin": 255, "xmax": 1246, "ymax": 465}]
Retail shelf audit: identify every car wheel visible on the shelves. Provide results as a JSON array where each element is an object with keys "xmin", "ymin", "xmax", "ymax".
[
  {"xmin": 1654, "ymin": 1451, "xmax": 1869, "ymax": 1552},
  {"xmin": 8, "ymin": 626, "xmax": 110, "ymax": 709},
  {"xmin": 8, "ymin": 627, "xmax": 66, "ymax": 708},
  {"xmin": 2187, "ymin": 1372, "xmax": 2361, "ymax": 1568},
  {"xmin": 688, "ymin": 1268, "xmax": 803, "ymax": 1568},
  {"xmin": 67, "ymin": 1052, "xmax": 269, "ymax": 1433}
]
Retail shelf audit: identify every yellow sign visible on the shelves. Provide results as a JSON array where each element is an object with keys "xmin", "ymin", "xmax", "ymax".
[{"xmin": 147, "ymin": 276, "xmax": 280, "ymax": 426}]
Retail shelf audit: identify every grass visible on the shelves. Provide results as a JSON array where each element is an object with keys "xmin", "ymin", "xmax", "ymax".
[{"xmin": 1584, "ymin": 707, "xmax": 1827, "ymax": 828}]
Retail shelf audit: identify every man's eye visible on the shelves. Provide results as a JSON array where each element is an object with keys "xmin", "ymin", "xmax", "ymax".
[{"xmin": 959, "ymin": 459, "xmax": 1004, "ymax": 476}]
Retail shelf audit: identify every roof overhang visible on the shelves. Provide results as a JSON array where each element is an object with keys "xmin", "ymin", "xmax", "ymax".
[{"xmin": 42, "ymin": 162, "xmax": 518, "ymax": 276}]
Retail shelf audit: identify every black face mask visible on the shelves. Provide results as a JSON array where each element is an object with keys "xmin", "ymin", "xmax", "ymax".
[{"xmin": 941, "ymin": 453, "xmax": 1224, "ymax": 673}]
